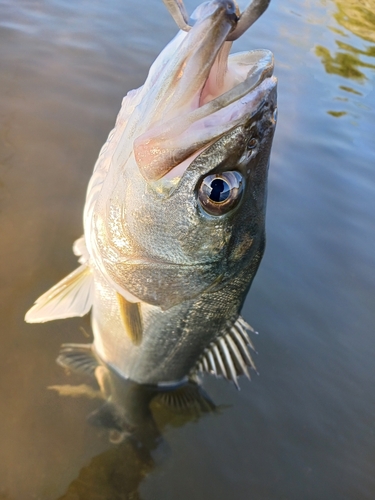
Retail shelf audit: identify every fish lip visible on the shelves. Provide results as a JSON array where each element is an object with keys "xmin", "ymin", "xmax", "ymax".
[
  {"xmin": 198, "ymin": 48, "xmax": 275, "ymax": 113},
  {"xmin": 134, "ymin": 49, "xmax": 275, "ymax": 182},
  {"xmin": 157, "ymin": 73, "xmax": 277, "ymax": 183}
]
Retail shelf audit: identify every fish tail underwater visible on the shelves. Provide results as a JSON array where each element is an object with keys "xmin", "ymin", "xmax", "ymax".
[{"xmin": 25, "ymin": 0, "xmax": 277, "ymax": 389}]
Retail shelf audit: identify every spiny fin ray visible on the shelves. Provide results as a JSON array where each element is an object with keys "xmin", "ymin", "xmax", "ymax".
[
  {"xmin": 192, "ymin": 316, "xmax": 257, "ymax": 389},
  {"xmin": 226, "ymin": 332, "xmax": 250, "ymax": 379}
]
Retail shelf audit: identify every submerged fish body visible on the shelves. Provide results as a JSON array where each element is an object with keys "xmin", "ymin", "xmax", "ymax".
[{"xmin": 26, "ymin": 0, "xmax": 277, "ymax": 387}]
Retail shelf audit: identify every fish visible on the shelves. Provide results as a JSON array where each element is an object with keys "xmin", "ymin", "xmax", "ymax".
[{"xmin": 25, "ymin": 0, "xmax": 277, "ymax": 389}]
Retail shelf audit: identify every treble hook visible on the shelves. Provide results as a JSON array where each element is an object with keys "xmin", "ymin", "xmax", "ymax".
[{"xmin": 162, "ymin": 0, "xmax": 271, "ymax": 40}]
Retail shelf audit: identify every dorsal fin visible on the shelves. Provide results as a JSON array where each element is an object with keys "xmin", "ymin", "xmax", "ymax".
[
  {"xmin": 117, "ymin": 293, "xmax": 143, "ymax": 345},
  {"xmin": 25, "ymin": 264, "xmax": 94, "ymax": 323},
  {"xmin": 192, "ymin": 316, "xmax": 258, "ymax": 389}
]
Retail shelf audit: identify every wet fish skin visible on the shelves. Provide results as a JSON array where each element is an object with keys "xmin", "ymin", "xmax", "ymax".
[
  {"xmin": 25, "ymin": 0, "xmax": 277, "ymax": 387},
  {"xmin": 96, "ymin": 110, "xmax": 274, "ymax": 309},
  {"xmin": 90, "ymin": 95, "xmax": 276, "ymax": 384}
]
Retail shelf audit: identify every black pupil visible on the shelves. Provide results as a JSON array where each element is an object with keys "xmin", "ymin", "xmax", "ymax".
[{"xmin": 209, "ymin": 178, "xmax": 230, "ymax": 202}]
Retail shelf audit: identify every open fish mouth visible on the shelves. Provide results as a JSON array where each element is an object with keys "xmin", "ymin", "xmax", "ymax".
[
  {"xmin": 82, "ymin": 0, "xmax": 277, "ymax": 311},
  {"xmin": 132, "ymin": 0, "xmax": 276, "ymax": 182}
]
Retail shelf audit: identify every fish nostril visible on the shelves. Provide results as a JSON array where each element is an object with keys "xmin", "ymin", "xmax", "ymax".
[{"xmin": 247, "ymin": 138, "xmax": 258, "ymax": 150}]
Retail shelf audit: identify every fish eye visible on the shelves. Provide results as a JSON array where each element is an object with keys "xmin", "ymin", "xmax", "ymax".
[{"xmin": 198, "ymin": 171, "xmax": 244, "ymax": 216}]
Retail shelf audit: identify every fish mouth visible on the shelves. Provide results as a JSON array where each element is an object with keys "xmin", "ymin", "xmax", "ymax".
[{"xmin": 133, "ymin": 0, "xmax": 276, "ymax": 182}]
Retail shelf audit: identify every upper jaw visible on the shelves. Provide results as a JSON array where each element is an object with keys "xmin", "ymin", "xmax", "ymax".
[
  {"xmin": 134, "ymin": 50, "xmax": 275, "ymax": 183},
  {"xmin": 132, "ymin": 1, "xmax": 275, "ymax": 182}
]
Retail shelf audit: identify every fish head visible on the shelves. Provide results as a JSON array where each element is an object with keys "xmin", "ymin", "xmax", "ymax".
[{"xmin": 88, "ymin": 0, "xmax": 277, "ymax": 309}]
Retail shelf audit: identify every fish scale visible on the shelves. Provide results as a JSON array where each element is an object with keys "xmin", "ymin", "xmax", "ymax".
[{"xmin": 25, "ymin": 0, "xmax": 277, "ymax": 388}]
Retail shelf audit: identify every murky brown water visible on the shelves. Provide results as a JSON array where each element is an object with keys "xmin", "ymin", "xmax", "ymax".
[{"xmin": 1, "ymin": 0, "xmax": 375, "ymax": 499}]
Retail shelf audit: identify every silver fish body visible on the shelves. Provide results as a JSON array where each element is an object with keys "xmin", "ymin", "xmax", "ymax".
[{"xmin": 26, "ymin": 0, "xmax": 277, "ymax": 388}]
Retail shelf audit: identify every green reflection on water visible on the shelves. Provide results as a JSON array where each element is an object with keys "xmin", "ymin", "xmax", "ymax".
[
  {"xmin": 315, "ymin": 41, "xmax": 375, "ymax": 82},
  {"xmin": 316, "ymin": 0, "xmax": 375, "ymax": 85},
  {"xmin": 334, "ymin": 0, "xmax": 375, "ymax": 44},
  {"xmin": 339, "ymin": 85, "xmax": 362, "ymax": 95},
  {"xmin": 327, "ymin": 110, "xmax": 347, "ymax": 117}
]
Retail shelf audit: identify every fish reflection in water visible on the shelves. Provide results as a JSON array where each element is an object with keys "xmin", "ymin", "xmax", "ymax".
[
  {"xmin": 25, "ymin": 0, "xmax": 277, "ymax": 389},
  {"xmin": 51, "ymin": 354, "xmax": 218, "ymax": 500}
]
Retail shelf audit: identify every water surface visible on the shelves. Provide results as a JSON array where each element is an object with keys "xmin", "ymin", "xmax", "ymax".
[{"xmin": 1, "ymin": 0, "xmax": 375, "ymax": 499}]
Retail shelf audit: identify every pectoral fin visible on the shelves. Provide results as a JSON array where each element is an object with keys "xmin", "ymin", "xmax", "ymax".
[
  {"xmin": 117, "ymin": 293, "xmax": 143, "ymax": 346},
  {"xmin": 25, "ymin": 264, "xmax": 94, "ymax": 323},
  {"xmin": 56, "ymin": 343, "xmax": 99, "ymax": 376}
]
